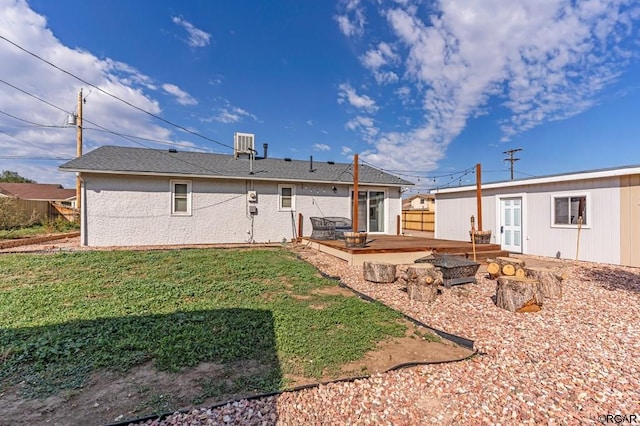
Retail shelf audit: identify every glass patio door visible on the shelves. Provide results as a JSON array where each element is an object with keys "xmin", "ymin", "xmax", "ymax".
[{"xmin": 351, "ymin": 190, "xmax": 385, "ymax": 233}]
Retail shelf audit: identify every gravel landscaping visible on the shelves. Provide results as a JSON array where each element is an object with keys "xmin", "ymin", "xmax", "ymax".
[{"xmin": 133, "ymin": 245, "xmax": 640, "ymax": 425}]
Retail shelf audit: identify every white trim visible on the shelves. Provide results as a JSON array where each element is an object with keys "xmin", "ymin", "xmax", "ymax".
[
  {"xmin": 549, "ymin": 192, "xmax": 591, "ymax": 229},
  {"xmin": 494, "ymin": 193, "xmax": 528, "ymax": 253},
  {"xmin": 278, "ymin": 184, "xmax": 295, "ymax": 211},
  {"xmin": 436, "ymin": 165, "xmax": 640, "ymax": 194},
  {"xmin": 170, "ymin": 179, "xmax": 192, "ymax": 216},
  {"xmin": 350, "ymin": 186, "xmax": 388, "ymax": 234}
]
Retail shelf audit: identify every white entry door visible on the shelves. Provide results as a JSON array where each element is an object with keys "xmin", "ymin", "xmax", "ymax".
[{"xmin": 500, "ymin": 198, "xmax": 522, "ymax": 253}]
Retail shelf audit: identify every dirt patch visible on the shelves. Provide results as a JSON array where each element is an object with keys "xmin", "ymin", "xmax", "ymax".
[
  {"xmin": 340, "ymin": 320, "xmax": 472, "ymax": 376},
  {"xmin": 311, "ymin": 286, "xmax": 354, "ymax": 297},
  {"xmin": 0, "ymin": 237, "xmax": 474, "ymax": 425},
  {"xmin": 0, "ymin": 320, "xmax": 472, "ymax": 426}
]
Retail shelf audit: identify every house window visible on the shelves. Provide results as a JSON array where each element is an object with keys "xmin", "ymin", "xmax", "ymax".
[
  {"xmin": 279, "ymin": 184, "xmax": 295, "ymax": 211},
  {"xmin": 171, "ymin": 180, "xmax": 192, "ymax": 215},
  {"xmin": 553, "ymin": 195, "xmax": 587, "ymax": 226}
]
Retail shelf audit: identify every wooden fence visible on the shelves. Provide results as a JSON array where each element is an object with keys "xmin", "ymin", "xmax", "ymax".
[
  {"xmin": 402, "ymin": 209, "xmax": 435, "ymax": 232},
  {"xmin": 11, "ymin": 199, "xmax": 78, "ymax": 224}
]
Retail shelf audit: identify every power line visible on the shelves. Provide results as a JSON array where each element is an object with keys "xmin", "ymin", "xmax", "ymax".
[
  {"xmin": 0, "ymin": 79, "xmax": 232, "ymax": 176},
  {"xmin": 0, "ymin": 129, "xmax": 69, "ymax": 158},
  {"xmin": 0, "ymin": 34, "xmax": 235, "ymax": 152},
  {"xmin": 0, "ymin": 109, "xmax": 68, "ymax": 128}
]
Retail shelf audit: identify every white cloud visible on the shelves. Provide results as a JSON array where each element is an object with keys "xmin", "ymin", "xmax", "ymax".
[
  {"xmin": 334, "ymin": 0, "xmax": 365, "ymax": 37},
  {"xmin": 313, "ymin": 143, "xmax": 331, "ymax": 151},
  {"xmin": 172, "ymin": 16, "xmax": 211, "ymax": 48},
  {"xmin": 342, "ymin": 0, "xmax": 640, "ymax": 172},
  {"xmin": 337, "ymin": 83, "xmax": 378, "ymax": 112},
  {"xmin": 208, "ymin": 101, "xmax": 257, "ymax": 124},
  {"xmin": 345, "ymin": 115, "xmax": 379, "ymax": 141},
  {"xmin": 162, "ymin": 83, "xmax": 197, "ymax": 106},
  {"xmin": 341, "ymin": 146, "xmax": 353, "ymax": 155},
  {"xmin": 360, "ymin": 42, "xmax": 400, "ymax": 84},
  {"xmin": 306, "ymin": 120, "xmax": 314, "ymax": 126},
  {"xmin": 0, "ymin": 0, "xmax": 196, "ymax": 186}
]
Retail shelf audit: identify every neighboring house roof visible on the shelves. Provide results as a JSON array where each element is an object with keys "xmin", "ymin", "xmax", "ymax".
[
  {"xmin": 406, "ymin": 193, "xmax": 435, "ymax": 201},
  {"xmin": 59, "ymin": 146, "xmax": 414, "ymax": 186},
  {"xmin": 435, "ymin": 164, "xmax": 640, "ymax": 194},
  {"xmin": 0, "ymin": 183, "xmax": 76, "ymax": 201}
]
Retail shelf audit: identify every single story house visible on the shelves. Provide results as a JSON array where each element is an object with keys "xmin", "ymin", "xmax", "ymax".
[
  {"xmin": 434, "ymin": 164, "xmax": 640, "ymax": 267},
  {"xmin": 403, "ymin": 193, "xmax": 435, "ymax": 211},
  {"xmin": 59, "ymin": 144, "xmax": 412, "ymax": 247},
  {"xmin": 0, "ymin": 183, "xmax": 77, "ymax": 223},
  {"xmin": 0, "ymin": 183, "xmax": 76, "ymax": 207}
]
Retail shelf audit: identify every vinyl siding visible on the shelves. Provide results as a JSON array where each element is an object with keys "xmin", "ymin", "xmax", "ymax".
[{"xmin": 436, "ymin": 176, "xmax": 622, "ymax": 264}]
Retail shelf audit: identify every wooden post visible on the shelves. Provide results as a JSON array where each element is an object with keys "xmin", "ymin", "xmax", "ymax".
[
  {"xmin": 476, "ymin": 163, "xmax": 482, "ymax": 231},
  {"xmin": 396, "ymin": 215, "xmax": 401, "ymax": 235},
  {"xmin": 353, "ymin": 153, "xmax": 359, "ymax": 233},
  {"xmin": 75, "ymin": 89, "xmax": 83, "ymax": 218},
  {"xmin": 297, "ymin": 213, "xmax": 303, "ymax": 241}
]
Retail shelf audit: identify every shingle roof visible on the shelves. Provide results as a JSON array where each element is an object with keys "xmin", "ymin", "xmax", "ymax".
[
  {"xmin": 0, "ymin": 183, "xmax": 76, "ymax": 201},
  {"xmin": 59, "ymin": 146, "xmax": 413, "ymax": 186}
]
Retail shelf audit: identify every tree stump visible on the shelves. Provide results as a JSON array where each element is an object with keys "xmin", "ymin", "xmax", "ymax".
[
  {"xmin": 495, "ymin": 277, "xmax": 543, "ymax": 312},
  {"xmin": 525, "ymin": 267, "xmax": 564, "ymax": 300},
  {"xmin": 487, "ymin": 257, "xmax": 526, "ymax": 279},
  {"xmin": 363, "ymin": 261, "xmax": 397, "ymax": 283},
  {"xmin": 404, "ymin": 264, "xmax": 442, "ymax": 303}
]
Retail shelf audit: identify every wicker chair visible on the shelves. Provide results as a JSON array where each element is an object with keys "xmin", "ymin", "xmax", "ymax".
[
  {"xmin": 310, "ymin": 217, "xmax": 336, "ymax": 240},
  {"xmin": 322, "ymin": 217, "xmax": 353, "ymax": 239}
]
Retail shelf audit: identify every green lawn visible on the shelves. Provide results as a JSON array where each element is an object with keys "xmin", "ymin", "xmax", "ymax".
[
  {"xmin": 0, "ymin": 248, "xmax": 405, "ymax": 398},
  {"xmin": 0, "ymin": 222, "xmax": 79, "ymax": 240}
]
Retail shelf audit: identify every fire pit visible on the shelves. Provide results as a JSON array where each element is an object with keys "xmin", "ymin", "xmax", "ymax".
[{"xmin": 415, "ymin": 254, "xmax": 480, "ymax": 288}]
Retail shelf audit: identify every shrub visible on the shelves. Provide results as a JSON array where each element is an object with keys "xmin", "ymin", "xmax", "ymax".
[
  {"xmin": 0, "ymin": 198, "xmax": 27, "ymax": 230},
  {"xmin": 41, "ymin": 215, "xmax": 79, "ymax": 233}
]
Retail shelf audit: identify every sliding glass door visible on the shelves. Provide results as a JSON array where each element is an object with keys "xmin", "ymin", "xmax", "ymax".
[{"xmin": 351, "ymin": 190, "xmax": 385, "ymax": 233}]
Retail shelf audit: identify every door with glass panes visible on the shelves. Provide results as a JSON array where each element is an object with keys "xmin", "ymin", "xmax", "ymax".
[
  {"xmin": 351, "ymin": 190, "xmax": 385, "ymax": 233},
  {"xmin": 500, "ymin": 198, "xmax": 522, "ymax": 253}
]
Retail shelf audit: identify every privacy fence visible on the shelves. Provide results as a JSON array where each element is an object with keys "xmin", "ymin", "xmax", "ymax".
[{"xmin": 402, "ymin": 209, "xmax": 435, "ymax": 232}]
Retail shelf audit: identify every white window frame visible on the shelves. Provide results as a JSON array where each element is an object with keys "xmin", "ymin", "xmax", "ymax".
[
  {"xmin": 550, "ymin": 192, "xmax": 590, "ymax": 229},
  {"xmin": 278, "ymin": 184, "xmax": 295, "ymax": 211},
  {"xmin": 171, "ymin": 180, "xmax": 192, "ymax": 216}
]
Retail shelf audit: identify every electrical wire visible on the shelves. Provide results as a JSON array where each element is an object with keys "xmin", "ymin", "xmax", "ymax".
[
  {"xmin": 0, "ymin": 109, "xmax": 68, "ymax": 128},
  {"xmin": 0, "ymin": 129, "xmax": 69, "ymax": 158},
  {"xmin": 0, "ymin": 34, "xmax": 235, "ymax": 152},
  {"xmin": 0, "ymin": 78, "xmax": 236, "ymax": 177}
]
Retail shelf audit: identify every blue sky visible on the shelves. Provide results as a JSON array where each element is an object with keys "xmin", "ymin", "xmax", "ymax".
[{"xmin": 1, "ymin": 0, "xmax": 639, "ymax": 194}]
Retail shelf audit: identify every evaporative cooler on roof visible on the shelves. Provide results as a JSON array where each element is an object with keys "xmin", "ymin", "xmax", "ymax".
[{"xmin": 234, "ymin": 132, "xmax": 255, "ymax": 159}]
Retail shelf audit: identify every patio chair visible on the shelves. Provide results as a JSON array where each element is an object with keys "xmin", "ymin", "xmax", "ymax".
[
  {"xmin": 310, "ymin": 217, "xmax": 336, "ymax": 240},
  {"xmin": 322, "ymin": 217, "xmax": 353, "ymax": 239}
]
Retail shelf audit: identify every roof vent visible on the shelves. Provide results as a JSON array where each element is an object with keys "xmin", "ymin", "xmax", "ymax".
[
  {"xmin": 327, "ymin": 161, "xmax": 335, "ymax": 165},
  {"xmin": 234, "ymin": 132, "xmax": 255, "ymax": 159},
  {"xmin": 168, "ymin": 148, "xmax": 177, "ymax": 153},
  {"xmin": 284, "ymin": 158, "xmax": 292, "ymax": 162}
]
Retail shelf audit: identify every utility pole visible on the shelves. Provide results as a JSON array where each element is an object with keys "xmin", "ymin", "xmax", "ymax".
[
  {"xmin": 352, "ymin": 153, "xmax": 359, "ymax": 233},
  {"xmin": 75, "ymin": 89, "xmax": 83, "ymax": 219},
  {"xmin": 503, "ymin": 148, "xmax": 522, "ymax": 181}
]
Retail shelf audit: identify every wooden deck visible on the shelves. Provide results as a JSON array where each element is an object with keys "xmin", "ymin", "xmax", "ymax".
[{"xmin": 302, "ymin": 234, "xmax": 508, "ymax": 266}]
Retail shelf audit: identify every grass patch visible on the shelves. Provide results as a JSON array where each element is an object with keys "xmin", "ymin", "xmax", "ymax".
[
  {"xmin": 0, "ymin": 248, "xmax": 404, "ymax": 397},
  {"xmin": 0, "ymin": 221, "xmax": 79, "ymax": 240}
]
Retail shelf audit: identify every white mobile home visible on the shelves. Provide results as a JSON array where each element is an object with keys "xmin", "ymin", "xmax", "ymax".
[
  {"xmin": 59, "ymin": 145, "xmax": 411, "ymax": 247},
  {"xmin": 434, "ymin": 165, "xmax": 640, "ymax": 267}
]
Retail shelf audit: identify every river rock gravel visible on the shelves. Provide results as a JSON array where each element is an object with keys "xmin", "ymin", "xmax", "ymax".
[{"xmin": 130, "ymin": 245, "xmax": 640, "ymax": 425}]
